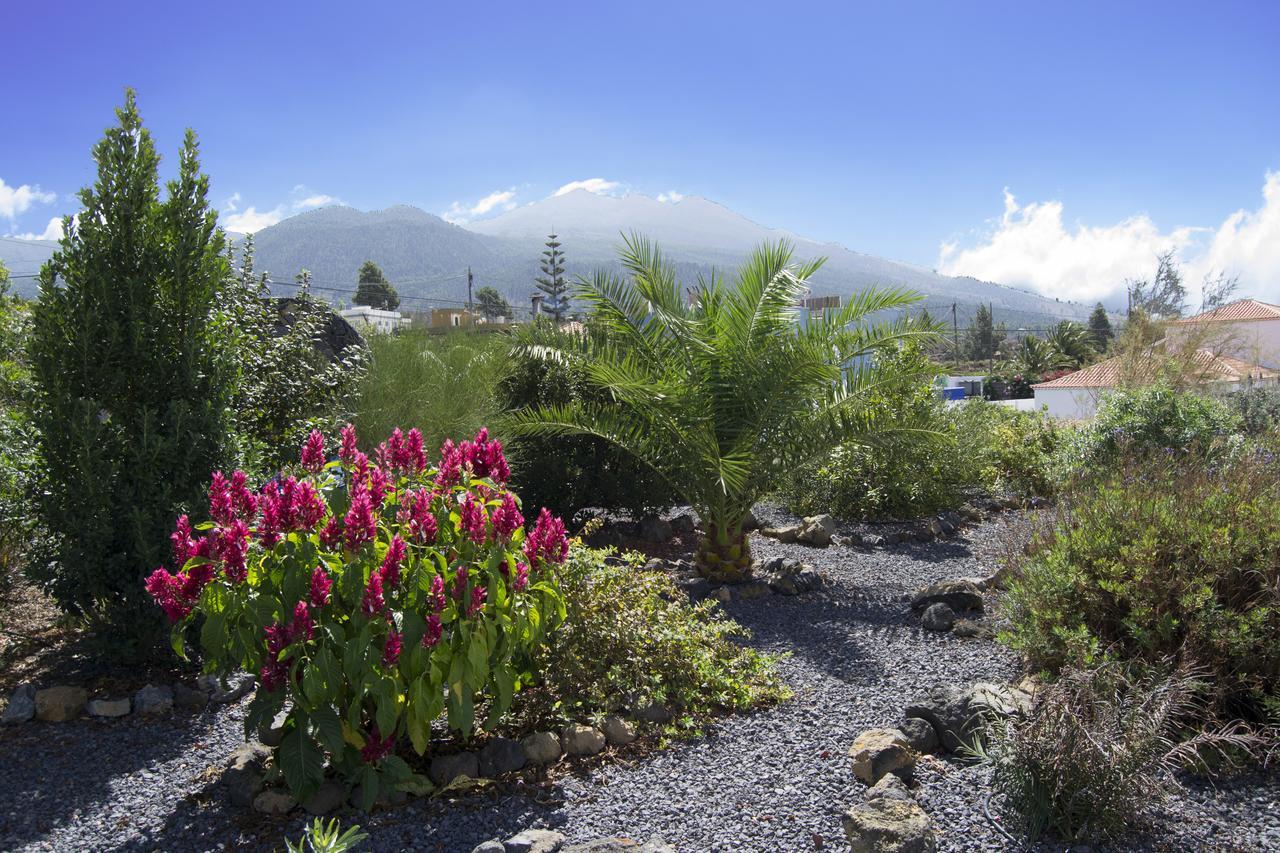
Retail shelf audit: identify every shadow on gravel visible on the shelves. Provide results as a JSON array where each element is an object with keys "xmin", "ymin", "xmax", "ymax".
[{"xmin": 0, "ymin": 708, "xmax": 225, "ymax": 848}]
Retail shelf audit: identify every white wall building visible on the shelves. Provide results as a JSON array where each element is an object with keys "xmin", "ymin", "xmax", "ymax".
[
  {"xmin": 339, "ymin": 305, "xmax": 410, "ymax": 334},
  {"xmin": 1165, "ymin": 298, "xmax": 1280, "ymax": 369}
]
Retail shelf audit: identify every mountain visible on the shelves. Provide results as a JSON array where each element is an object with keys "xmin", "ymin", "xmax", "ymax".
[
  {"xmin": 1, "ymin": 193, "xmax": 1092, "ymax": 327},
  {"xmin": 0, "ymin": 237, "xmax": 59, "ymax": 295}
]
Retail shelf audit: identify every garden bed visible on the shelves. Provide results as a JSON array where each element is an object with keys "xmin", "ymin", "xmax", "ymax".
[{"xmin": 1, "ymin": 512, "xmax": 1277, "ymax": 851}]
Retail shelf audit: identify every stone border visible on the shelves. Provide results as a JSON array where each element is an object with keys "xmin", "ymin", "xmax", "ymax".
[{"xmin": 0, "ymin": 673, "xmax": 254, "ymax": 726}]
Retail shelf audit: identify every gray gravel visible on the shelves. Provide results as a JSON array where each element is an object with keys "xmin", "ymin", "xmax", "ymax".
[{"xmin": 1, "ymin": 509, "xmax": 1277, "ymax": 852}]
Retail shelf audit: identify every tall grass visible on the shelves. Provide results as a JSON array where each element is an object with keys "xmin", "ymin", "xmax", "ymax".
[{"xmin": 354, "ymin": 329, "xmax": 504, "ymax": 454}]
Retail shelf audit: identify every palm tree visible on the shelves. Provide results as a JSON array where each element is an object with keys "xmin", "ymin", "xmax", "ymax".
[
  {"xmin": 1011, "ymin": 334, "xmax": 1074, "ymax": 376},
  {"xmin": 506, "ymin": 235, "xmax": 934, "ymax": 581},
  {"xmin": 1044, "ymin": 321, "xmax": 1096, "ymax": 368}
]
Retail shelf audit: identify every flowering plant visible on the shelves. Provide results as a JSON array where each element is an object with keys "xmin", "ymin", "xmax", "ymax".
[{"xmin": 147, "ymin": 425, "xmax": 567, "ymax": 804}]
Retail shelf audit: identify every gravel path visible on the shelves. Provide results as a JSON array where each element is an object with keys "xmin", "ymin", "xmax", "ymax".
[{"xmin": 2, "ymin": 509, "xmax": 1277, "ymax": 852}]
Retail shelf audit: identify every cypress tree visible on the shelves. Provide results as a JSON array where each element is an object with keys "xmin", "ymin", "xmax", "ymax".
[
  {"xmin": 1088, "ymin": 302, "xmax": 1114, "ymax": 351},
  {"xmin": 534, "ymin": 234, "xmax": 570, "ymax": 321},
  {"xmin": 28, "ymin": 90, "xmax": 236, "ymax": 644}
]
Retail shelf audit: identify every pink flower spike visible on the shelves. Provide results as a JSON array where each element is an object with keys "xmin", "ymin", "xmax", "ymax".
[
  {"xmin": 467, "ymin": 585, "xmax": 488, "ymax": 618},
  {"xmin": 339, "ymin": 423, "xmax": 358, "ymax": 464},
  {"xmin": 301, "ymin": 429, "xmax": 327, "ymax": 473},
  {"xmin": 382, "ymin": 629, "xmax": 403, "ymax": 666},
  {"xmin": 422, "ymin": 613, "xmax": 443, "ymax": 647},
  {"xmin": 361, "ymin": 569, "xmax": 385, "ymax": 618},
  {"xmin": 381, "ymin": 535, "xmax": 407, "ymax": 588},
  {"xmin": 344, "ymin": 488, "xmax": 377, "ymax": 551},
  {"xmin": 406, "ymin": 428, "xmax": 426, "ymax": 474},
  {"xmin": 310, "ymin": 566, "xmax": 332, "ymax": 607}
]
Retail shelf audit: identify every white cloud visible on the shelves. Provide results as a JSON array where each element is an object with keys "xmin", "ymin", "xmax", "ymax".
[
  {"xmin": 552, "ymin": 178, "xmax": 622, "ymax": 197},
  {"xmin": 220, "ymin": 187, "xmax": 339, "ymax": 233},
  {"xmin": 657, "ymin": 191, "xmax": 685, "ymax": 204},
  {"xmin": 8, "ymin": 216, "xmax": 64, "ymax": 241},
  {"xmin": 938, "ymin": 175, "xmax": 1280, "ymax": 306},
  {"xmin": 442, "ymin": 188, "xmax": 518, "ymax": 224},
  {"xmin": 0, "ymin": 178, "xmax": 56, "ymax": 220}
]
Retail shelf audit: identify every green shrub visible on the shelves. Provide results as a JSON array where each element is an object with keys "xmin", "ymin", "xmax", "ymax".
[
  {"xmin": 952, "ymin": 400, "xmax": 1061, "ymax": 498},
  {"xmin": 27, "ymin": 92, "xmax": 237, "ymax": 642},
  {"xmin": 498, "ymin": 320, "xmax": 675, "ymax": 520},
  {"xmin": 515, "ymin": 543, "xmax": 786, "ymax": 728},
  {"xmin": 981, "ymin": 661, "xmax": 1258, "ymax": 843},
  {"xmin": 1224, "ymin": 386, "xmax": 1280, "ymax": 437},
  {"xmin": 152, "ymin": 425, "xmax": 566, "ymax": 806},
  {"xmin": 0, "ymin": 282, "xmax": 39, "ymax": 602},
  {"xmin": 1053, "ymin": 385, "xmax": 1240, "ymax": 480},
  {"xmin": 355, "ymin": 328, "xmax": 504, "ymax": 460},
  {"xmin": 1001, "ymin": 451, "xmax": 1280, "ymax": 720}
]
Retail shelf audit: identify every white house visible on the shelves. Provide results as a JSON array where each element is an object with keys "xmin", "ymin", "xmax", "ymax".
[
  {"xmin": 1033, "ymin": 349, "xmax": 1278, "ymax": 420},
  {"xmin": 1166, "ymin": 298, "xmax": 1280, "ymax": 368},
  {"xmin": 339, "ymin": 305, "xmax": 410, "ymax": 334}
]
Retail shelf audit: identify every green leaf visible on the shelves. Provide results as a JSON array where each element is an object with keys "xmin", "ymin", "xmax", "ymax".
[
  {"xmin": 279, "ymin": 726, "xmax": 324, "ymax": 801},
  {"xmin": 310, "ymin": 705, "xmax": 345, "ymax": 757}
]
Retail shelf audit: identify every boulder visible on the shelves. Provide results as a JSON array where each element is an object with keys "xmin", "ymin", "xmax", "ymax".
[
  {"xmin": 848, "ymin": 728, "xmax": 915, "ymax": 785},
  {"xmin": 737, "ymin": 581, "xmax": 773, "ymax": 600},
  {"xmin": 740, "ymin": 508, "xmax": 760, "ymax": 531},
  {"xmin": 132, "ymin": 684, "xmax": 174, "ymax": 716},
  {"xmin": 637, "ymin": 516, "xmax": 673, "ymax": 543},
  {"xmin": 898, "ymin": 717, "xmax": 938, "ymax": 754},
  {"xmin": 959, "ymin": 503, "xmax": 984, "ymax": 522},
  {"xmin": 926, "ymin": 518, "xmax": 945, "ymax": 539},
  {"xmin": 258, "ymin": 709, "xmax": 289, "ymax": 747},
  {"xmin": 225, "ymin": 741, "xmax": 271, "ymax": 807},
  {"xmin": 521, "ymin": 731, "xmax": 563, "ymax": 764},
  {"xmin": 602, "ymin": 715, "xmax": 637, "ymax": 746},
  {"xmin": 561, "ymin": 723, "xmax": 606, "ymax": 756},
  {"xmin": 35, "ymin": 686, "xmax": 89, "ymax": 722},
  {"xmin": 197, "ymin": 672, "xmax": 256, "ymax": 704},
  {"xmin": 479, "ymin": 736, "xmax": 527, "ymax": 776},
  {"xmin": 910, "ymin": 579, "xmax": 984, "ymax": 612},
  {"xmin": 797, "ymin": 514, "xmax": 837, "ymax": 547},
  {"xmin": 561, "ymin": 839, "xmax": 674, "ymax": 853},
  {"xmin": 173, "ymin": 683, "xmax": 209, "ymax": 710},
  {"xmin": 633, "ymin": 702, "xmax": 672, "ymax": 724},
  {"xmin": 920, "ymin": 602, "xmax": 956, "ymax": 632},
  {"xmin": 303, "ymin": 779, "xmax": 347, "ymax": 815},
  {"xmin": 759, "ymin": 557, "xmax": 825, "ymax": 595},
  {"xmin": 711, "ymin": 586, "xmax": 733, "ymax": 603},
  {"xmin": 642, "ymin": 558, "xmax": 666, "ymax": 573},
  {"xmin": 761, "ymin": 524, "xmax": 801, "ymax": 543},
  {"xmin": 669, "ymin": 512, "xmax": 698, "ymax": 535},
  {"xmin": 865, "ymin": 773, "xmax": 913, "ymax": 803},
  {"xmin": 429, "ymin": 751, "xmax": 479, "ymax": 786},
  {"xmin": 952, "ymin": 619, "xmax": 996, "ymax": 640},
  {"xmin": 252, "ymin": 788, "xmax": 297, "ymax": 815},
  {"xmin": 87, "ymin": 698, "xmax": 132, "ymax": 718},
  {"xmin": 504, "ymin": 828, "xmax": 568, "ymax": 853},
  {"xmin": 905, "ymin": 683, "xmax": 1032, "ymax": 752},
  {"xmin": 861, "ymin": 534, "xmax": 886, "ymax": 548},
  {"xmin": 2, "ymin": 684, "xmax": 36, "ymax": 725},
  {"xmin": 843, "ymin": 799, "xmax": 936, "ymax": 853},
  {"xmin": 473, "ymin": 842, "xmax": 506, "ymax": 853}
]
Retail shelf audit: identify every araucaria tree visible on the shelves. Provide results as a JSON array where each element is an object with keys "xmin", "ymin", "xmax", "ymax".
[
  {"xmin": 534, "ymin": 234, "xmax": 570, "ymax": 321},
  {"xmin": 355, "ymin": 260, "xmax": 400, "ymax": 311},
  {"xmin": 509, "ymin": 236, "xmax": 930, "ymax": 581},
  {"xmin": 28, "ymin": 91, "xmax": 236, "ymax": 640}
]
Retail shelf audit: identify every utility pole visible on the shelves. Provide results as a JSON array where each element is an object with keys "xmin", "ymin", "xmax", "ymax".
[
  {"xmin": 467, "ymin": 267, "xmax": 473, "ymax": 312},
  {"xmin": 951, "ymin": 303, "xmax": 959, "ymax": 371}
]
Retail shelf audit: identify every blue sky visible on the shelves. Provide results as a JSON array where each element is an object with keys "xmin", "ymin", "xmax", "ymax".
[{"xmin": 4, "ymin": 0, "xmax": 1280, "ymax": 304}]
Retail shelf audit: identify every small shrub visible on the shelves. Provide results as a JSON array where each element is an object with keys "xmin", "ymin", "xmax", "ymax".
[
  {"xmin": 1224, "ymin": 386, "xmax": 1280, "ymax": 437},
  {"xmin": 1001, "ymin": 451, "xmax": 1280, "ymax": 720},
  {"xmin": 355, "ymin": 328, "xmax": 504, "ymax": 462},
  {"xmin": 952, "ymin": 400, "xmax": 1061, "ymax": 498},
  {"xmin": 1053, "ymin": 385, "xmax": 1240, "ymax": 480},
  {"xmin": 150, "ymin": 425, "xmax": 567, "ymax": 806},
  {"xmin": 0, "ymin": 287, "xmax": 39, "ymax": 602},
  {"xmin": 515, "ymin": 546, "xmax": 787, "ymax": 728},
  {"xmin": 285, "ymin": 819, "xmax": 368, "ymax": 853},
  {"xmin": 981, "ymin": 661, "xmax": 1258, "ymax": 843}
]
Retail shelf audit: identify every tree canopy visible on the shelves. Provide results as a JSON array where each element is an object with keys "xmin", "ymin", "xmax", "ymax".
[{"xmin": 355, "ymin": 260, "xmax": 400, "ymax": 311}]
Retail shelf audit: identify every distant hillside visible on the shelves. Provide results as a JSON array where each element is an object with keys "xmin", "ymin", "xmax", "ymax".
[{"xmin": 2, "ymin": 194, "xmax": 1093, "ymax": 327}]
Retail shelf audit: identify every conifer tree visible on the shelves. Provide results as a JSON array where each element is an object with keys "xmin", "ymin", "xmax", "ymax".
[
  {"xmin": 965, "ymin": 303, "xmax": 1006, "ymax": 361},
  {"xmin": 534, "ymin": 234, "xmax": 570, "ymax": 321},
  {"xmin": 355, "ymin": 260, "xmax": 399, "ymax": 311},
  {"xmin": 28, "ymin": 90, "xmax": 236, "ymax": 642},
  {"xmin": 1088, "ymin": 302, "xmax": 1114, "ymax": 351}
]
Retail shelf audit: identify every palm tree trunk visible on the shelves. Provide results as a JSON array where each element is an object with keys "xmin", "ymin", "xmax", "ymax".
[{"xmin": 694, "ymin": 522, "xmax": 753, "ymax": 582}]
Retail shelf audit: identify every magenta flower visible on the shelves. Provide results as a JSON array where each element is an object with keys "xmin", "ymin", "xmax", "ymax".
[
  {"xmin": 257, "ymin": 483, "xmax": 282, "ymax": 548},
  {"xmin": 344, "ymin": 488, "xmax": 377, "ymax": 551},
  {"xmin": 289, "ymin": 600, "xmax": 315, "ymax": 642},
  {"xmin": 401, "ymin": 488, "xmax": 438, "ymax": 544},
  {"xmin": 260, "ymin": 662, "xmax": 288, "ymax": 693},
  {"xmin": 264, "ymin": 622, "xmax": 290, "ymax": 656},
  {"xmin": 459, "ymin": 494, "xmax": 487, "ymax": 545},
  {"xmin": 429, "ymin": 573, "xmax": 446, "ymax": 612},
  {"xmin": 491, "ymin": 493, "xmax": 523, "ymax": 541},
  {"xmin": 524, "ymin": 508, "xmax": 569, "ymax": 567},
  {"xmin": 339, "ymin": 423, "xmax": 358, "ymax": 464},
  {"xmin": 382, "ymin": 629, "xmax": 403, "ymax": 666},
  {"xmin": 217, "ymin": 519, "xmax": 250, "ymax": 584},
  {"xmin": 467, "ymin": 585, "xmax": 488, "ymax": 618},
  {"xmin": 381, "ymin": 535, "xmax": 407, "ymax": 588},
  {"xmin": 301, "ymin": 429, "xmax": 327, "ymax": 473},
  {"xmin": 452, "ymin": 565, "xmax": 469, "ymax": 602},
  {"xmin": 208, "ymin": 471, "xmax": 235, "ymax": 525},
  {"xmin": 145, "ymin": 568, "xmax": 191, "ymax": 622},
  {"xmin": 514, "ymin": 561, "xmax": 530, "ymax": 592},
  {"xmin": 435, "ymin": 439, "xmax": 462, "ymax": 490},
  {"xmin": 422, "ymin": 613, "xmax": 443, "ymax": 647},
  {"xmin": 361, "ymin": 569, "xmax": 385, "ymax": 618},
  {"xmin": 360, "ymin": 726, "xmax": 395, "ymax": 764},
  {"xmin": 294, "ymin": 481, "xmax": 327, "ymax": 531},
  {"xmin": 368, "ymin": 466, "xmax": 390, "ymax": 508},
  {"xmin": 310, "ymin": 566, "xmax": 332, "ymax": 607},
  {"xmin": 319, "ymin": 516, "xmax": 343, "ymax": 551},
  {"xmin": 230, "ymin": 470, "xmax": 258, "ymax": 518},
  {"xmin": 353, "ymin": 451, "xmax": 371, "ymax": 483},
  {"xmin": 171, "ymin": 515, "xmax": 195, "ymax": 567},
  {"xmin": 406, "ymin": 428, "xmax": 427, "ymax": 474}
]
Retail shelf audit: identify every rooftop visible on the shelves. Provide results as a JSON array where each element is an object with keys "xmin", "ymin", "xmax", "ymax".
[
  {"xmin": 1173, "ymin": 298, "xmax": 1280, "ymax": 325},
  {"xmin": 1032, "ymin": 348, "xmax": 1279, "ymax": 389}
]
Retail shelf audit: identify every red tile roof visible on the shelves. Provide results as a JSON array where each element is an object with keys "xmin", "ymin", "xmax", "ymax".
[
  {"xmin": 1033, "ymin": 349, "xmax": 1278, "ymax": 389},
  {"xmin": 1173, "ymin": 298, "xmax": 1280, "ymax": 324}
]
